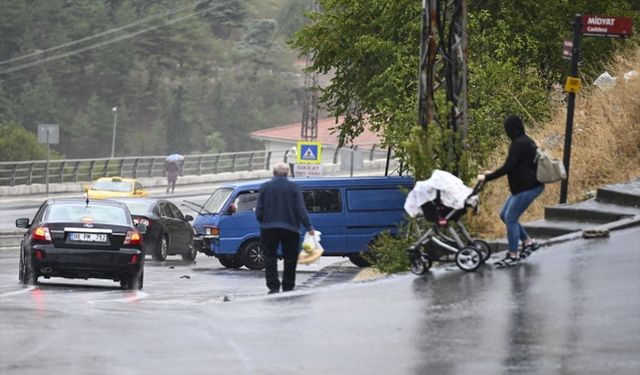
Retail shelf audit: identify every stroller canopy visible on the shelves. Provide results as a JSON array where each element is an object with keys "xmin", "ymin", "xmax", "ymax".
[{"xmin": 404, "ymin": 169, "xmax": 473, "ymax": 217}]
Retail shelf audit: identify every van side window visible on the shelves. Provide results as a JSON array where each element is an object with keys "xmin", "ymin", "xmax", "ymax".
[
  {"xmin": 346, "ymin": 188, "xmax": 407, "ymax": 211},
  {"xmin": 234, "ymin": 191, "xmax": 259, "ymax": 213},
  {"xmin": 303, "ymin": 189, "xmax": 341, "ymax": 213}
]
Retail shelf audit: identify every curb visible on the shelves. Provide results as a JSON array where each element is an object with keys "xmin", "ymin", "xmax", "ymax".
[{"xmin": 488, "ymin": 214, "xmax": 640, "ymax": 253}]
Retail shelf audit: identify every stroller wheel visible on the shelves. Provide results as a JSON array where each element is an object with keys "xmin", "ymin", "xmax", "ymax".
[
  {"xmin": 410, "ymin": 256, "xmax": 431, "ymax": 275},
  {"xmin": 455, "ymin": 246, "xmax": 482, "ymax": 272},
  {"xmin": 472, "ymin": 239, "xmax": 492, "ymax": 263}
]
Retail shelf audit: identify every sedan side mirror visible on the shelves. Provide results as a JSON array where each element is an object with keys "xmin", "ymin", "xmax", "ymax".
[
  {"xmin": 136, "ymin": 223, "xmax": 148, "ymax": 234},
  {"xmin": 15, "ymin": 218, "xmax": 30, "ymax": 228},
  {"xmin": 184, "ymin": 214, "xmax": 194, "ymax": 221},
  {"xmin": 82, "ymin": 185, "xmax": 90, "ymax": 192}
]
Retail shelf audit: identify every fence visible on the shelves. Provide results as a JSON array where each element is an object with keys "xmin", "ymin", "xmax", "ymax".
[{"xmin": 0, "ymin": 145, "xmax": 388, "ymax": 186}]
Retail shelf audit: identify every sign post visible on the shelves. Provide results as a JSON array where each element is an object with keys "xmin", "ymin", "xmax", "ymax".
[
  {"xmin": 559, "ymin": 14, "xmax": 633, "ymax": 204},
  {"xmin": 37, "ymin": 124, "xmax": 60, "ymax": 196}
]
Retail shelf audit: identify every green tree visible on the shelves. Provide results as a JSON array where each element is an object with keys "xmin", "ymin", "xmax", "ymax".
[
  {"xmin": 197, "ymin": 0, "xmax": 248, "ymax": 39},
  {"xmin": 290, "ymin": 0, "xmax": 638, "ymax": 175},
  {"xmin": 0, "ymin": 122, "xmax": 50, "ymax": 161}
]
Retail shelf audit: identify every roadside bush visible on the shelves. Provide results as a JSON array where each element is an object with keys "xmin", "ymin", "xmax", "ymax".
[{"xmin": 366, "ymin": 217, "xmax": 429, "ymax": 273}]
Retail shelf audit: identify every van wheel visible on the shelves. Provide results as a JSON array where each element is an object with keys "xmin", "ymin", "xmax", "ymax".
[
  {"xmin": 218, "ymin": 255, "xmax": 242, "ymax": 269},
  {"xmin": 349, "ymin": 253, "xmax": 370, "ymax": 268},
  {"xmin": 239, "ymin": 240, "xmax": 265, "ymax": 270}
]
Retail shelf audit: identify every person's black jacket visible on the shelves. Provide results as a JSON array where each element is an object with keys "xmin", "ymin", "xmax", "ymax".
[
  {"xmin": 256, "ymin": 176, "xmax": 313, "ymax": 233},
  {"xmin": 485, "ymin": 118, "xmax": 542, "ymax": 195}
]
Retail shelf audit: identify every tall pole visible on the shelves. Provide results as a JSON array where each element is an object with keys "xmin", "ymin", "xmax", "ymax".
[
  {"xmin": 560, "ymin": 14, "xmax": 582, "ymax": 204},
  {"xmin": 45, "ymin": 129, "xmax": 50, "ymax": 196},
  {"xmin": 110, "ymin": 107, "xmax": 118, "ymax": 158},
  {"xmin": 417, "ymin": 0, "xmax": 429, "ymax": 129}
]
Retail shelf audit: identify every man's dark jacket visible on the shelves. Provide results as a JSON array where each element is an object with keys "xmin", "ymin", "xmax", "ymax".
[{"xmin": 256, "ymin": 176, "xmax": 313, "ymax": 233}]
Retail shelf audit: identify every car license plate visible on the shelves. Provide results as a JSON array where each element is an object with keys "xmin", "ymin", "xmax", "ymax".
[{"xmin": 69, "ymin": 232, "xmax": 108, "ymax": 242}]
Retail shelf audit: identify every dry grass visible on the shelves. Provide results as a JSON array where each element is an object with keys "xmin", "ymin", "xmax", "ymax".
[{"xmin": 470, "ymin": 47, "xmax": 640, "ymax": 239}]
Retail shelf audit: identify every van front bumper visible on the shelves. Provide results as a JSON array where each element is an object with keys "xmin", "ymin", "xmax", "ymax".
[{"xmin": 194, "ymin": 235, "xmax": 219, "ymax": 256}]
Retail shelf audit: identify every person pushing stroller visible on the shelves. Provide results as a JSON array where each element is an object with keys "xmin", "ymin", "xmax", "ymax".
[{"xmin": 477, "ymin": 115, "xmax": 543, "ymax": 267}]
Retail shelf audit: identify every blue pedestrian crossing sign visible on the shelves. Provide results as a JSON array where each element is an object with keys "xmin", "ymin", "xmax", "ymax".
[{"xmin": 296, "ymin": 141, "xmax": 322, "ymax": 164}]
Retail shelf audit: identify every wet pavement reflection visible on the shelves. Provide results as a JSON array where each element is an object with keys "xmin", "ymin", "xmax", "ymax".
[{"xmin": 1, "ymin": 227, "xmax": 639, "ymax": 374}]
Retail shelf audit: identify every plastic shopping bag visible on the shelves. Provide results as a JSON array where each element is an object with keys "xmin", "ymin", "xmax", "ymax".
[{"xmin": 298, "ymin": 230, "xmax": 324, "ymax": 265}]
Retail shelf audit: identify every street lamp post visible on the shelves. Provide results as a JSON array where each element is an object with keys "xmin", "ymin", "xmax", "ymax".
[{"xmin": 110, "ymin": 106, "xmax": 118, "ymax": 158}]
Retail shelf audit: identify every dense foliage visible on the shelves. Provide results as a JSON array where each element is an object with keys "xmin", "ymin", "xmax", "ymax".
[
  {"xmin": 291, "ymin": 0, "xmax": 638, "ymax": 272},
  {"xmin": 0, "ymin": 0, "xmax": 309, "ymax": 160},
  {"xmin": 291, "ymin": 0, "xmax": 639, "ymax": 179},
  {"xmin": 0, "ymin": 122, "xmax": 54, "ymax": 161}
]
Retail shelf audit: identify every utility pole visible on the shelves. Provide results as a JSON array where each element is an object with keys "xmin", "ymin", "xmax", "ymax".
[
  {"xmin": 559, "ymin": 14, "xmax": 582, "ymax": 204},
  {"xmin": 416, "ymin": 0, "xmax": 469, "ymax": 175},
  {"xmin": 300, "ymin": 0, "xmax": 320, "ymax": 141},
  {"xmin": 111, "ymin": 107, "xmax": 118, "ymax": 158}
]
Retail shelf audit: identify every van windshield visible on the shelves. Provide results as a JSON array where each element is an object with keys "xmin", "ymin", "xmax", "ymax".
[{"xmin": 202, "ymin": 188, "xmax": 233, "ymax": 214}]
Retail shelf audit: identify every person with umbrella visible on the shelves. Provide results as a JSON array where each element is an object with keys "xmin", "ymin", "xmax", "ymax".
[{"xmin": 165, "ymin": 154, "xmax": 184, "ymax": 194}]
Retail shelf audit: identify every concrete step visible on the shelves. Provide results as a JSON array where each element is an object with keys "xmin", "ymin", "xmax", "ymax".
[
  {"xmin": 545, "ymin": 201, "xmax": 637, "ymax": 223},
  {"xmin": 596, "ymin": 179, "xmax": 640, "ymax": 207},
  {"xmin": 522, "ymin": 219, "xmax": 600, "ymax": 239}
]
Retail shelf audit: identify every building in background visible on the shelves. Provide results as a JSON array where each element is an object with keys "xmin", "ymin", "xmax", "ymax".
[{"xmin": 250, "ymin": 118, "xmax": 383, "ymax": 168}]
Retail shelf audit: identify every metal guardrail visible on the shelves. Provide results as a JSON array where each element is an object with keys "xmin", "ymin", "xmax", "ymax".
[{"xmin": 0, "ymin": 146, "xmax": 388, "ymax": 186}]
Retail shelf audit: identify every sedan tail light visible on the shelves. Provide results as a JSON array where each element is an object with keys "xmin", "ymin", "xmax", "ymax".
[
  {"xmin": 124, "ymin": 231, "xmax": 142, "ymax": 245},
  {"xmin": 133, "ymin": 216, "xmax": 151, "ymax": 227},
  {"xmin": 33, "ymin": 226, "xmax": 52, "ymax": 242}
]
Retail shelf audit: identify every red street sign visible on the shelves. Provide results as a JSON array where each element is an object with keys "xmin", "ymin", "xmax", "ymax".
[
  {"xmin": 582, "ymin": 15, "xmax": 633, "ymax": 38},
  {"xmin": 562, "ymin": 40, "xmax": 573, "ymax": 60}
]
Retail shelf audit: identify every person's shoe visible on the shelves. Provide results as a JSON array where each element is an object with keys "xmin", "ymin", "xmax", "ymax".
[
  {"xmin": 496, "ymin": 254, "xmax": 520, "ymax": 267},
  {"xmin": 282, "ymin": 287, "xmax": 294, "ymax": 292},
  {"xmin": 520, "ymin": 241, "xmax": 540, "ymax": 260},
  {"xmin": 268, "ymin": 289, "xmax": 280, "ymax": 294}
]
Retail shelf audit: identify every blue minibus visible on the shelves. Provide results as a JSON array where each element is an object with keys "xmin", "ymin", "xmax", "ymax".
[{"xmin": 192, "ymin": 176, "xmax": 414, "ymax": 269}]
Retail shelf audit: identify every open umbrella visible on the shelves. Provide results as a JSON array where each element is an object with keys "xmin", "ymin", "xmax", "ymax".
[{"xmin": 166, "ymin": 153, "xmax": 185, "ymax": 162}]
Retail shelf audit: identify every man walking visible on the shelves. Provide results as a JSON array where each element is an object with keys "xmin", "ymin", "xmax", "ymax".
[{"xmin": 256, "ymin": 162, "xmax": 314, "ymax": 293}]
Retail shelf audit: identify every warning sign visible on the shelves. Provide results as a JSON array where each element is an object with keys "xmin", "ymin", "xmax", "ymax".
[
  {"xmin": 565, "ymin": 76, "xmax": 581, "ymax": 93},
  {"xmin": 294, "ymin": 164, "xmax": 323, "ymax": 177},
  {"xmin": 297, "ymin": 141, "xmax": 322, "ymax": 164}
]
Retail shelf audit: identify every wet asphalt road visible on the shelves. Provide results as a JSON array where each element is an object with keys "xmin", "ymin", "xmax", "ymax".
[{"xmin": 1, "ymin": 227, "xmax": 639, "ymax": 374}]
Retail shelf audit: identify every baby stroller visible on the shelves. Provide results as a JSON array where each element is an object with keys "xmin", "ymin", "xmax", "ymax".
[{"xmin": 404, "ymin": 171, "xmax": 491, "ymax": 274}]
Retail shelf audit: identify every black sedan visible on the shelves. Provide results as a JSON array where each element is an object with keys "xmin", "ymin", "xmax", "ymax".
[
  {"xmin": 16, "ymin": 198, "xmax": 145, "ymax": 290},
  {"xmin": 113, "ymin": 198, "xmax": 197, "ymax": 262}
]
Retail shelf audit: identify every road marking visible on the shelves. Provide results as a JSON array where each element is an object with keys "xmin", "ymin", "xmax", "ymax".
[
  {"xmin": 86, "ymin": 290, "xmax": 148, "ymax": 304},
  {"xmin": 0, "ymin": 286, "xmax": 35, "ymax": 298},
  {"xmin": 352, "ymin": 267, "xmax": 387, "ymax": 282}
]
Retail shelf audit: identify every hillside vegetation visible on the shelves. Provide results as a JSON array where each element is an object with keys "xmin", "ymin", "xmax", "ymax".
[{"xmin": 471, "ymin": 47, "xmax": 640, "ymax": 238}]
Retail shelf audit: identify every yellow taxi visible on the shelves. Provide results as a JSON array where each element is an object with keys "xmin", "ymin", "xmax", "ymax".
[{"xmin": 84, "ymin": 177, "xmax": 148, "ymax": 199}]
